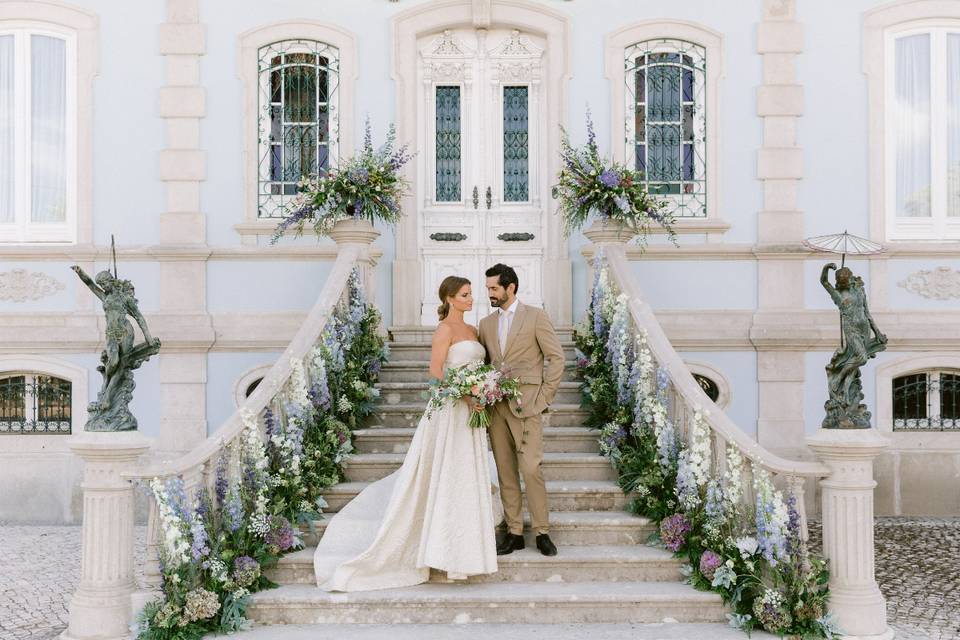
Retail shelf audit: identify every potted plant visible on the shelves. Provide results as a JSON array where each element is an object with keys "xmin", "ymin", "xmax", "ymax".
[
  {"xmin": 552, "ymin": 110, "xmax": 675, "ymax": 246},
  {"xmin": 271, "ymin": 120, "xmax": 412, "ymax": 244}
]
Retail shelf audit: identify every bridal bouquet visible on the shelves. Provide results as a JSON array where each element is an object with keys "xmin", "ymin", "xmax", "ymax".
[{"xmin": 426, "ymin": 361, "xmax": 521, "ymax": 429}]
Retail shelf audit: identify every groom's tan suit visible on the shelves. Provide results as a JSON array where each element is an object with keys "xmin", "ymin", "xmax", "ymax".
[{"xmin": 478, "ymin": 302, "xmax": 565, "ymax": 535}]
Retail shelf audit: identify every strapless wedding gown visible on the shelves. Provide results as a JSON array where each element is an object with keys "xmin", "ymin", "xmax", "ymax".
[{"xmin": 313, "ymin": 340, "xmax": 501, "ymax": 591}]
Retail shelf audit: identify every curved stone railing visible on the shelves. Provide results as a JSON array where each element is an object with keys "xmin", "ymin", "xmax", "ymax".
[
  {"xmin": 586, "ymin": 229, "xmax": 830, "ymax": 538},
  {"xmin": 125, "ymin": 220, "xmax": 379, "ymax": 592}
]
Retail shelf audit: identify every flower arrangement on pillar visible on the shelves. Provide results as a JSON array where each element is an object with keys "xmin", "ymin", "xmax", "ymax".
[
  {"xmin": 271, "ymin": 118, "xmax": 412, "ymax": 243},
  {"xmin": 575, "ymin": 255, "xmax": 837, "ymax": 639},
  {"xmin": 552, "ymin": 110, "xmax": 675, "ymax": 247},
  {"xmin": 133, "ymin": 269, "xmax": 387, "ymax": 640}
]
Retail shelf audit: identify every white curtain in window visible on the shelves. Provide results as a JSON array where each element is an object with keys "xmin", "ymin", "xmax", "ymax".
[
  {"xmin": 0, "ymin": 36, "xmax": 13, "ymax": 224},
  {"xmin": 948, "ymin": 34, "xmax": 960, "ymax": 218},
  {"xmin": 30, "ymin": 35, "xmax": 66, "ymax": 224},
  {"xmin": 894, "ymin": 34, "xmax": 931, "ymax": 218}
]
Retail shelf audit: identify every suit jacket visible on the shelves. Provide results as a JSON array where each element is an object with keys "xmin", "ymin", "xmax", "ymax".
[{"xmin": 478, "ymin": 302, "xmax": 565, "ymax": 419}]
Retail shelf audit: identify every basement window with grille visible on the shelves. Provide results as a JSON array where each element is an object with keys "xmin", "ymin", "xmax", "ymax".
[
  {"xmin": 892, "ymin": 370, "xmax": 960, "ymax": 431},
  {"xmin": 0, "ymin": 373, "xmax": 72, "ymax": 434}
]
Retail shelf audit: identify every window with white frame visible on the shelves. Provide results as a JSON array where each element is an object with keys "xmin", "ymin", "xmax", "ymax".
[
  {"xmin": 0, "ymin": 26, "xmax": 76, "ymax": 243},
  {"xmin": 0, "ymin": 372, "xmax": 72, "ymax": 434},
  {"xmin": 886, "ymin": 26, "xmax": 960, "ymax": 240},
  {"xmin": 257, "ymin": 39, "xmax": 340, "ymax": 219},
  {"xmin": 892, "ymin": 369, "xmax": 960, "ymax": 431},
  {"xmin": 625, "ymin": 39, "xmax": 706, "ymax": 218}
]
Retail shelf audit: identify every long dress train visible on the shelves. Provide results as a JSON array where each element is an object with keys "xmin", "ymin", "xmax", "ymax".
[{"xmin": 313, "ymin": 340, "xmax": 501, "ymax": 591}]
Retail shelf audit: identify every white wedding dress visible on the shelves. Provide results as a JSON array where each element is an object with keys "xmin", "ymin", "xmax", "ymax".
[{"xmin": 313, "ymin": 340, "xmax": 501, "ymax": 591}]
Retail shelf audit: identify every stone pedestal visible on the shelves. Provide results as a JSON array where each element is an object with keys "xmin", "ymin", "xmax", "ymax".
[
  {"xmin": 329, "ymin": 218, "xmax": 381, "ymax": 302},
  {"xmin": 582, "ymin": 218, "xmax": 635, "ymax": 245},
  {"xmin": 806, "ymin": 428, "xmax": 893, "ymax": 640},
  {"xmin": 62, "ymin": 431, "xmax": 152, "ymax": 640}
]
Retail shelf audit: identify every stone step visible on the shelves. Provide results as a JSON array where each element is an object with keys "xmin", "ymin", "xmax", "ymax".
[
  {"xmin": 352, "ymin": 426, "xmax": 600, "ymax": 454},
  {"xmin": 268, "ymin": 545, "xmax": 682, "ymax": 586},
  {"xmin": 207, "ymin": 622, "xmax": 775, "ymax": 640},
  {"xmin": 377, "ymin": 381, "xmax": 583, "ymax": 406},
  {"xmin": 321, "ymin": 480, "xmax": 631, "ymax": 513},
  {"xmin": 245, "ymin": 581, "xmax": 727, "ymax": 624},
  {"xmin": 386, "ymin": 342, "xmax": 580, "ymax": 363},
  {"xmin": 302, "ymin": 511, "xmax": 656, "ymax": 548},
  {"xmin": 373, "ymin": 403, "xmax": 588, "ymax": 429},
  {"xmin": 342, "ymin": 452, "xmax": 615, "ymax": 483},
  {"xmin": 378, "ymin": 360, "xmax": 580, "ymax": 383}
]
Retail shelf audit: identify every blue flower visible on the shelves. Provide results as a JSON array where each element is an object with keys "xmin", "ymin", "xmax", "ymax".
[{"xmin": 599, "ymin": 170, "xmax": 620, "ymax": 188}]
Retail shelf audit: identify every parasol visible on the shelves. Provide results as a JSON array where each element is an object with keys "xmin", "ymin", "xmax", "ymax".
[
  {"xmin": 802, "ymin": 230, "xmax": 885, "ymax": 349},
  {"xmin": 802, "ymin": 230, "xmax": 884, "ymax": 267}
]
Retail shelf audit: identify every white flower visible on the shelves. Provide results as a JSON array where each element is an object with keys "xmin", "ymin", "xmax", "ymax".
[
  {"xmin": 724, "ymin": 444, "xmax": 744, "ymax": 507},
  {"xmin": 736, "ymin": 535, "xmax": 759, "ymax": 558},
  {"xmin": 287, "ymin": 358, "xmax": 310, "ymax": 410}
]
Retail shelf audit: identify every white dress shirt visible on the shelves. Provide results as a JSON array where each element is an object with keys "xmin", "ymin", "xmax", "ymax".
[{"xmin": 497, "ymin": 299, "xmax": 518, "ymax": 355}]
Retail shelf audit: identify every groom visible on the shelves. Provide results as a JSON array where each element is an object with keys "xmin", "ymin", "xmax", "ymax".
[{"xmin": 479, "ymin": 264, "xmax": 564, "ymax": 556}]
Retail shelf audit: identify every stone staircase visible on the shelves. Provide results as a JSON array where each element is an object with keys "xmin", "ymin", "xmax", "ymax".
[{"xmin": 246, "ymin": 328, "xmax": 727, "ymax": 627}]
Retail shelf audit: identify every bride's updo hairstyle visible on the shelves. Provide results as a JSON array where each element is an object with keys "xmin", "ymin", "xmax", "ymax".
[{"xmin": 437, "ymin": 275, "xmax": 471, "ymax": 321}]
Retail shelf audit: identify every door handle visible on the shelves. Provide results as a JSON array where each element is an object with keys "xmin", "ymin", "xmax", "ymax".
[
  {"xmin": 472, "ymin": 186, "xmax": 479, "ymax": 210},
  {"xmin": 485, "ymin": 186, "xmax": 492, "ymax": 210}
]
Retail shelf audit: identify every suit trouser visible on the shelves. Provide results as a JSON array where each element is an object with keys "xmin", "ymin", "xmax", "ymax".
[{"xmin": 489, "ymin": 402, "xmax": 549, "ymax": 535}]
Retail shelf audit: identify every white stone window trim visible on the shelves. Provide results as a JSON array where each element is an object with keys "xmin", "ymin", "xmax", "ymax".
[
  {"xmin": 683, "ymin": 360, "xmax": 731, "ymax": 410},
  {"xmin": 236, "ymin": 21, "xmax": 357, "ymax": 244},
  {"xmin": 865, "ymin": 0, "xmax": 960, "ymax": 244},
  {"xmin": 0, "ymin": 354, "xmax": 87, "ymax": 451},
  {"xmin": 605, "ymin": 20, "xmax": 727, "ymax": 236},
  {"xmin": 0, "ymin": 1, "xmax": 97, "ymax": 245},
  {"xmin": 233, "ymin": 363, "xmax": 273, "ymax": 408},
  {"xmin": 876, "ymin": 353, "xmax": 960, "ymax": 451}
]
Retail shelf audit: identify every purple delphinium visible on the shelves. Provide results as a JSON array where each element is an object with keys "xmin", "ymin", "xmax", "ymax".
[
  {"xmin": 699, "ymin": 550, "xmax": 723, "ymax": 580},
  {"xmin": 705, "ymin": 479, "xmax": 726, "ymax": 520},
  {"xmin": 660, "ymin": 513, "xmax": 691, "ymax": 552},
  {"xmin": 165, "ymin": 477, "xmax": 191, "ymax": 525},
  {"xmin": 266, "ymin": 515, "xmax": 295, "ymax": 551},
  {"xmin": 599, "ymin": 169, "xmax": 620, "ymax": 189},
  {"xmin": 755, "ymin": 492, "xmax": 788, "ymax": 567},
  {"xmin": 224, "ymin": 488, "xmax": 243, "ymax": 533},
  {"xmin": 585, "ymin": 107, "xmax": 597, "ymax": 150},
  {"xmin": 785, "ymin": 493, "xmax": 801, "ymax": 555},
  {"xmin": 263, "ymin": 407, "xmax": 278, "ymax": 439},
  {"xmin": 190, "ymin": 515, "xmax": 210, "ymax": 561},
  {"xmin": 214, "ymin": 453, "xmax": 228, "ymax": 508}
]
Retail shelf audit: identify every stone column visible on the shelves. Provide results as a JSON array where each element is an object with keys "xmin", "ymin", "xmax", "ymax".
[
  {"xmin": 755, "ymin": 0, "xmax": 808, "ymax": 458},
  {"xmin": 807, "ymin": 428, "xmax": 893, "ymax": 640},
  {"xmin": 157, "ymin": 0, "xmax": 211, "ymax": 454},
  {"xmin": 62, "ymin": 432, "xmax": 152, "ymax": 640}
]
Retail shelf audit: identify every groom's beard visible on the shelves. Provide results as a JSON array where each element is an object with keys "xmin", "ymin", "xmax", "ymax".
[{"xmin": 489, "ymin": 293, "xmax": 509, "ymax": 308}]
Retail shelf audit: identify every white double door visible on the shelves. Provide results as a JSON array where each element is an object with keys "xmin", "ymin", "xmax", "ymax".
[{"xmin": 416, "ymin": 27, "xmax": 548, "ymax": 325}]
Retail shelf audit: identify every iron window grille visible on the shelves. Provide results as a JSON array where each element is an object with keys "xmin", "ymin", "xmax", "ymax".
[
  {"xmin": 892, "ymin": 370, "xmax": 960, "ymax": 431},
  {"xmin": 625, "ymin": 38, "xmax": 707, "ymax": 219},
  {"xmin": 0, "ymin": 373, "xmax": 71, "ymax": 434},
  {"xmin": 693, "ymin": 373, "xmax": 720, "ymax": 403},
  {"xmin": 257, "ymin": 39, "xmax": 340, "ymax": 219}
]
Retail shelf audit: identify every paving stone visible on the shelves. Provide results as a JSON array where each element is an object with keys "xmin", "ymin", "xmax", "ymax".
[{"xmin": 1, "ymin": 520, "xmax": 956, "ymax": 640}]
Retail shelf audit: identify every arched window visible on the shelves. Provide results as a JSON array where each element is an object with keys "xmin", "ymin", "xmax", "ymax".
[
  {"xmin": 892, "ymin": 369, "xmax": 960, "ymax": 431},
  {"xmin": 0, "ymin": 372, "xmax": 72, "ymax": 434},
  {"xmin": 256, "ymin": 39, "xmax": 340, "ymax": 219},
  {"xmin": 693, "ymin": 373, "xmax": 720, "ymax": 403},
  {"xmin": 245, "ymin": 377, "xmax": 263, "ymax": 398},
  {"xmin": 625, "ymin": 38, "xmax": 706, "ymax": 218}
]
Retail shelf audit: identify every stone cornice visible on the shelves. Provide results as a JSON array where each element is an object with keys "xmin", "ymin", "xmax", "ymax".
[
  {"xmin": 3, "ymin": 309, "xmax": 959, "ymax": 353},
  {"xmin": 0, "ymin": 243, "xmax": 382, "ymax": 262}
]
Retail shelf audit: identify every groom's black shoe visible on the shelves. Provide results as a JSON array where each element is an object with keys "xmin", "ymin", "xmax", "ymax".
[
  {"xmin": 496, "ymin": 533, "xmax": 525, "ymax": 555},
  {"xmin": 536, "ymin": 534, "xmax": 558, "ymax": 556}
]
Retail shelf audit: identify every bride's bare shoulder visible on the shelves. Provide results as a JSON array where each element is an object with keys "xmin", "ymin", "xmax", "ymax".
[{"xmin": 431, "ymin": 322, "xmax": 453, "ymax": 344}]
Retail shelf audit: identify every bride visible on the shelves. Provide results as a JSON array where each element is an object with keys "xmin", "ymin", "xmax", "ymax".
[{"xmin": 313, "ymin": 275, "xmax": 500, "ymax": 591}]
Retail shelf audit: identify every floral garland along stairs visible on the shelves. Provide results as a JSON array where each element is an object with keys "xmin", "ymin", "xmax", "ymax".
[{"xmin": 131, "ymin": 258, "xmax": 835, "ymax": 639}]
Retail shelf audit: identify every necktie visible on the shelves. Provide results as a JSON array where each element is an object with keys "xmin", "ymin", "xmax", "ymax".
[{"xmin": 499, "ymin": 308, "xmax": 511, "ymax": 355}]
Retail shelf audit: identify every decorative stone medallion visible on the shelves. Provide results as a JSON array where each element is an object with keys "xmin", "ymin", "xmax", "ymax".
[
  {"xmin": 0, "ymin": 269, "xmax": 65, "ymax": 302},
  {"xmin": 897, "ymin": 267, "xmax": 960, "ymax": 300}
]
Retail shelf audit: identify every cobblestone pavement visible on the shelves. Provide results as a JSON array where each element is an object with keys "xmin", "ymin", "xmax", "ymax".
[{"xmin": 1, "ymin": 520, "xmax": 957, "ymax": 640}]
